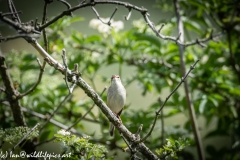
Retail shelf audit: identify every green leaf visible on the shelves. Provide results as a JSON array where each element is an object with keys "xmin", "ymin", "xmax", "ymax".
[{"xmin": 133, "ymin": 32, "xmax": 161, "ymax": 48}]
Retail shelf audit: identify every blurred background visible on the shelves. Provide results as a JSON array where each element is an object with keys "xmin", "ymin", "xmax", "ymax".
[{"xmin": 0, "ymin": 0, "xmax": 240, "ymax": 160}]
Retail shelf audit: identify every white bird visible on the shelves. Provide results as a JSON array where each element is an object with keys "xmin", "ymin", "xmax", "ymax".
[{"xmin": 107, "ymin": 75, "xmax": 126, "ymax": 136}]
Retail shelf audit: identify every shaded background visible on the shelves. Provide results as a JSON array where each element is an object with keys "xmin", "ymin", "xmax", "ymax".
[{"xmin": 0, "ymin": 0, "xmax": 233, "ymax": 159}]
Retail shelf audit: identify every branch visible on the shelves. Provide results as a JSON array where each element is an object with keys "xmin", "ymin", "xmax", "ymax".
[
  {"xmin": 91, "ymin": 5, "xmax": 118, "ymax": 25},
  {"xmin": 1, "ymin": 0, "xmax": 220, "ymax": 47},
  {"xmin": 0, "ymin": 34, "xmax": 40, "ymax": 42},
  {"xmin": 58, "ymin": 0, "xmax": 72, "ymax": 16},
  {"xmin": 39, "ymin": 93, "xmax": 72, "ymax": 132},
  {"xmin": 21, "ymin": 107, "xmax": 82, "ymax": 136},
  {"xmin": 38, "ymin": 1, "xmax": 147, "ymax": 30},
  {"xmin": 0, "ymin": 51, "xmax": 39, "ymax": 159},
  {"xmin": 28, "ymin": 40, "xmax": 159, "ymax": 159},
  {"xmin": 173, "ymin": 0, "xmax": 204, "ymax": 159},
  {"xmin": 41, "ymin": 0, "xmax": 50, "ymax": 51},
  {"xmin": 7, "ymin": 0, "xmax": 21, "ymax": 23},
  {"xmin": 0, "ymin": 52, "xmax": 26, "ymax": 126},
  {"xmin": 138, "ymin": 59, "xmax": 199, "ymax": 143},
  {"xmin": 17, "ymin": 59, "xmax": 46, "ymax": 98},
  {"xmin": 142, "ymin": 11, "xmax": 221, "ymax": 47},
  {"xmin": 0, "ymin": 12, "xmax": 40, "ymax": 35}
]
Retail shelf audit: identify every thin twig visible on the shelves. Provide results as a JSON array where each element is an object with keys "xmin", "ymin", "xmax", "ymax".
[
  {"xmin": 1, "ymin": 11, "xmax": 22, "ymax": 17},
  {"xmin": 121, "ymin": 127, "xmax": 142, "ymax": 160},
  {"xmin": 125, "ymin": 7, "xmax": 132, "ymax": 21},
  {"xmin": 80, "ymin": 0, "xmax": 86, "ymax": 4},
  {"xmin": 7, "ymin": 0, "xmax": 21, "ymax": 23},
  {"xmin": 11, "ymin": 123, "xmax": 39, "ymax": 152},
  {"xmin": 137, "ymin": 59, "xmax": 199, "ymax": 143},
  {"xmin": 21, "ymin": 107, "xmax": 79, "ymax": 134},
  {"xmin": 157, "ymin": 24, "xmax": 165, "ymax": 33},
  {"xmin": 13, "ymin": 0, "xmax": 220, "ymax": 47},
  {"xmin": 0, "ymin": 34, "xmax": 40, "ymax": 42},
  {"xmin": 66, "ymin": 87, "xmax": 107, "ymax": 131},
  {"xmin": 91, "ymin": 6, "xmax": 117, "ymax": 25},
  {"xmin": 39, "ymin": 93, "xmax": 72, "ymax": 132},
  {"xmin": 160, "ymin": 98, "xmax": 164, "ymax": 146},
  {"xmin": 61, "ymin": 49, "xmax": 72, "ymax": 93},
  {"xmin": 58, "ymin": 0, "xmax": 73, "ymax": 16},
  {"xmin": 18, "ymin": 59, "xmax": 46, "ymax": 98},
  {"xmin": 41, "ymin": 1, "xmax": 49, "ymax": 51}
]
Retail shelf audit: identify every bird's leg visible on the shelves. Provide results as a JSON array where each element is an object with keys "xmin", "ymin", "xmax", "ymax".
[{"xmin": 117, "ymin": 115, "xmax": 122, "ymax": 123}]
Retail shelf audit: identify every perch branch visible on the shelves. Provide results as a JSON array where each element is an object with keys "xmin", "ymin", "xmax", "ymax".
[{"xmin": 28, "ymin": 40, "xmax": 159, "ymax": 159}]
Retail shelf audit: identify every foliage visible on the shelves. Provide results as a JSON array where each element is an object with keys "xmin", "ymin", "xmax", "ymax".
[
  {"xmin": 0, "ymin": 126, "xmax": 39, "ymax": 145},
  {"xmin": 0, "ymin": 0, "xmax": 240, "ymax": 159},
  {"xmin": 54, "ymin": 129, "xmax": 111, "ymax": 160},
  {"xmin": 156, "ymin": 138, "xmax": 190, "ymax": 160}
]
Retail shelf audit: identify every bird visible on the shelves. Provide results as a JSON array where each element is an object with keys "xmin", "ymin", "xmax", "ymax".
[{"xmin": 107, "ymin": 75, "xmax": 126, "ymax": 136}]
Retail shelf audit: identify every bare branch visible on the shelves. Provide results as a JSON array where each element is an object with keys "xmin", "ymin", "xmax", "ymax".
[
  {"xmin": 21, "ymin": 107, "xmax": 81, "ymax": 136},
  {"xmin": 157, "ymin": 24, "xmax": 165, "ymax": 33},
  {"xmin": 7, "ymin": 0, "xmax": 21, "ymax": 23},
  {"xmin": 160, "ymin": 98, "xmax": 164, "ymax": 146},
  {"xmin": 41, "ymin": 0, "xmax": 49, "ymax": 51},
  {"xmin": 91, "ymin": 5, "xmax": 118, "ymax": 26},
  {"xmin": 38, "ymin": 1, "xmax": 148, "ymax": 31},
  {"xmin": 17, "ymin": 59, "xmax": 46, "ymax": 99},
  {"xmin": 1, "ymin": 11, "xmax": 22, "ymax": 17},
  {"xmin": 138, "ymin": 59, "xmax": 199, "ymax": 143},
  {"xmin": 58, "ymin": 0, "xmax": 73, "ymax": 16},
  {"xmin": 61, "ymin": 48, "xmax": 72, "ymax": 93},
  {"xmin": 0, "ymin": 52, "xmax": 26, "ymax": 126},
  {"xmin": 125, "ymin": 7, "xmax": 132, "ymax": 21},
  {"xmin": 1, "ymin": 0, "xmax": 220, "ymax": 47},
  {"xmin": 173, "ymin": 0, "xmax": 204, "ymax": 159},
  {"xmin": 0, "ymin": 34, "xmax": 40, "ymax": 42},
  {"xmin": 39, "ymin": 93, "xmax": 72, "ymax": 132}
]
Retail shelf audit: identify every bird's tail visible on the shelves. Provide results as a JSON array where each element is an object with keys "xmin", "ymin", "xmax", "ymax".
[{"xmin": 110, "ymin": 123, "xmax": 115, "ymax": 136}]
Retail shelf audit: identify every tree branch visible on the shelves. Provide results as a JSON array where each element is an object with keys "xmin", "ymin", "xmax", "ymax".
[
  {"xmin": 0, "ymin": 0, "xmax": 221, "ymax": 47},
  {"xmin": 173, "ymin": 0, "xmax": 204, "ymax": 159},
  {"xmin": 28, "ymin": 40, "xmax": 159, "ymax": 159},
  {"xmin": 0, "ymin": 51, "xmax": 37, "ymax": 159},
  {"xmin": 138, "ymin": 60, "xmax": 199, "ymax": 143},
  {"xmin": 39, "ymin": 93, "xmax": 72, "ymax": 132},
  {"xmin": 0, "ymin": 52, "xmax": 26, "ymax": 126},
  {"xmin": 17, "ymin": 59, "xmax": 46, "ymax": 99},
  {"xmin": 21, "ymin": 107, "xmax": 82, "ymax": 136}
]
